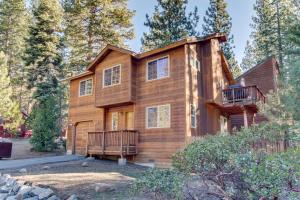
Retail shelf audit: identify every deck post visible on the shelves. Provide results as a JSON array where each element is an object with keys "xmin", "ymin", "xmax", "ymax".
[
  {"xmin": 102, "ymin": 132, "xmax": 105, "ymax": 155},
  {"xmin": 243, "ymin": 109, "xmax": 248, "ymax": 128},
  {"xmin": 120, "ymin": 130, "xmax": 123, "ymax": 158}
]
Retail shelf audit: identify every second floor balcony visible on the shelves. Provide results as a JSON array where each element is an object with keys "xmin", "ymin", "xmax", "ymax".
[{"xmin": 222, "ymin": 85, "xmax": 265, "ymax": 106}]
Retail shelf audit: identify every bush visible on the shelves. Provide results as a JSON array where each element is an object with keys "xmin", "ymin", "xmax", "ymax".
[
  {"xmin": 29, "ymin": 96, "xmax": 60, "ymax": 151},
  {"xmin": 132, "ymin": 168, "xmax": 186, "ymax": 200}
]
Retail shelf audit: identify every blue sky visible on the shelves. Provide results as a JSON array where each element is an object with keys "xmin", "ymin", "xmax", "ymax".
[{"xmin": 127, "ymin": 0, "xmax": 256, "ymax": 64}]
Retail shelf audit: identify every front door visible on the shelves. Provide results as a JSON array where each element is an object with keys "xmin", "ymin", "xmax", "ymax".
[
  {"xmin": 125, "ymin": 112, "xmax": 134, "ymax": 130},
  {"xmin": 106, "ymin": 105, "xmax": 134, "ymax": 131}
]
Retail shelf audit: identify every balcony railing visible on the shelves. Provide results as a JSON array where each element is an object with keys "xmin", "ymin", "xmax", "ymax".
[
  {"xmin": 222, "ymin": 85, "xmax": 265, "ymax": 105},
  {"xmin": 87, "ymin": 130, "xmax": 138, "ymax": 156}
]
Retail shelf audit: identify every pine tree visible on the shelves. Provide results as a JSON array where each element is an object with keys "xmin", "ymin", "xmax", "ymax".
[
  {"xmin": 0, "ymin": 0, "xmax": 30, "ymax": 108},
  {"xmin": 63, "ymin": 0, "xmax": 135, "ymax": 75},
  {"xmin": 202, "ymin": 0, "xmax": 240, "ymax": 77},
  {"xmin": 0, "ymin": 52, "xmax": 23, "ymax": 133},
  {"xmin": 240, "ymin": 40, "xmax": 257, "ymax": 71},
  {"xmin": 243, "ymin": 0, "xmax": 298, "ymax": 69},
  {"xmin": 141, "ymin": 0, "xmax": 199, "ymax": 51},
  {"xmin": 24, "ymin": 0, "xmax": 64, "ymax": 101}
]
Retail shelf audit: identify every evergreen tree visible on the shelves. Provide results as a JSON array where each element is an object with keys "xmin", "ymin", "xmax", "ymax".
[
  {"xmin": 29, "ymin": 96, "xmax": 60, "ymax": 151},
  {"xmin": 24, "ymin": 0, "xmax": 63, "ymax": 101},
  {"xmin": 0, "ymin": 0, "xmax": 30, "ymax": 108},
  {"xmin": 63, "ymin": 0, "xmax": 135, "ymax": 75},
  {"xmin": 202, "ymin": 0, "xmax": 240, "ymax": 77},
  {"xmin": 24, "ymin": 0, "xmax": 63, "ymax": 150},
  {"xmin": 243, "ymin": 0, "xmax": 298, "ymax": 69},
  {"xmin": 141, "ymin": 0, "xmax": 199, "ymax": 51},
  {"xmin": 0, "ymin": 52, "xmax": 23, "ymax": 133},
  {"xmin": 240, "ymin": 40, "xmax": 257, "ymax": 71}
]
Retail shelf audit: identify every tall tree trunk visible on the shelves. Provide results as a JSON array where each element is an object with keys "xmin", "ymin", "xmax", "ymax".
[{"xmin": 275, "ymin": 0, "xmax": 283, "ymax": 68}]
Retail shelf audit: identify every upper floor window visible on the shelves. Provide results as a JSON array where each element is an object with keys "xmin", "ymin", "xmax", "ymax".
[
  {"xmin": 146, "ymin": 104, "xmax": 170, "ymax": 129},
  {"xmin": 103, "ymin": 65, "xmax": 121, "ymax": 87},
  {"xmin": 147, "ymin": 56, "xmax": 169, "ymax": 81},
  {"xmin": 79, "ymin": 79, "xmax": 93, "ymax": 96},
  {"xmin": 191, "ymin": 105, "xmax": 197, "ymax": 128}
]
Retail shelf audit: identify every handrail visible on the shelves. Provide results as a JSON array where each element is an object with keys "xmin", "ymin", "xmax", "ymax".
[
  {"xmin": 222, "ymin": 85, "xmax": 265, "ymax": 105},
  {"xmin": 87, "ymin": 130, "xmax": 138, "ymax": 156}
]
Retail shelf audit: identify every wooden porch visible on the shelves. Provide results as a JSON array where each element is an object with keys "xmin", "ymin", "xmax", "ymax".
[{"xmin": 87, "ymin": 130, "xmax": 138, "ymax": 157}]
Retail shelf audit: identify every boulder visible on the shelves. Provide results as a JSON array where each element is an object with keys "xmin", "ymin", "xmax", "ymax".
[
  {"xmin": 47, "ymin": 195, "xmax": 60, "ymax": 200},
  {"xmin": 31, "ymin": 187, "xmax": 54, "ymax": 199},
  {"xmin": 67, "ymin": 194, "xmax": 78, "ymax": 200},
  {"xmin": 16, "ymin": 185, "xmax": 32, "ymax": 199},
  {"xmin": 23, "ymin": 197, "xmax": 39, "ymax": 200},
  {"xmin": 183, "ymin": 177, "xmax": 231, "ymax": 200},
  {"xmin": 42, "ymin": 166, "xmax": 50, "ymax": 170},
  {"xmin": 94, "ymin": 183, "xmax": 115, "ymax": 193},
  {"xmin": 0, "ymin": 193, "xmax": 8, "ymax": 199},
  {"xmin": 19, "ymin": 168, "xmax": 27, "ymax": 173},
  {"xmin": 81, "ymin": 162, "xmax": 88, "ymax": 167}
]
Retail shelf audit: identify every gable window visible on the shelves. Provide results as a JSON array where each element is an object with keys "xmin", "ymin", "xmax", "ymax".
[
  {"xmin": 191, "ymin": 105, "xmax": 197, "ymax": 128},
  {"xmin": 112, "ymin": 112, "xmax": 118, "ymax": 130},
  {"xmin": 103, "ymin": 65, "xmax": 121, "ymax": 87},
  {"xmin": 146, "ymin": 104, "xmax": 170, "ymax": 128},
  {"xmin": 79, "ymin": 79, "xmax": 93, "ymax": 96},
  {"xmin": 147, "ymin": 56, "xmax": 169, "ymax": 81}
]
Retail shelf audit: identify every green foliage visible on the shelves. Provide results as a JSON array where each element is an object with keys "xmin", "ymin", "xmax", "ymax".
[
  {"xmin": 24, "ymin": 0, "xmax": 63, "ymax": 101},
  {"xmin": 0, "ymin": 52, "xmax": 23, "ymax": 133},
  {"xmin": 132, "ymin": 168, "xmax": 186, "ymax": 200},
  {"xmin": 0, "ymin": 0, "xmax": 30, "ymax": 109},
  {"xmin": 29, "ymin": 96, "xmax": 60, "ymax": 151},
  {"xmin": 202, "ymin": 0, "xmax": 241, "ymax": 77},
  {"xmin": 63, "ymin": 0, "xmax": 134, "ymax": 75},
  {"xmin": 241, "ymin": 0, "xmax": 299, "ymax": 69},
  {"xmin": 141, "ymin": 0, "xmax": 199, "ymax": 51}
]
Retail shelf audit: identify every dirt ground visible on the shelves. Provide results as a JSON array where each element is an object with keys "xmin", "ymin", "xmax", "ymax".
[
  {"xmin": 8, "ymin": 138, "xmax": 64, "ymax": 160},
  {"xmin": 0, "ymin": 159, "xmax": 147, "ymax": 200}
]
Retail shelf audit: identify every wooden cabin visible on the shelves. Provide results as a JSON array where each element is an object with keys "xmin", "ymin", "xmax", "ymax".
[
  {"xmin": 66, "ymin": 34, "xmax": 268, "ymax": 167},
  {"xmin": 230, "ymin": 57, "xmax": 279, "ymax": 131}
]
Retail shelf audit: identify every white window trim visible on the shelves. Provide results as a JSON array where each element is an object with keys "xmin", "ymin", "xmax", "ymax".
[
  {"xmin": 78, "ymin": 78, "xmax": 93, "ymax": 97},
  {"xmin": 102, "ymin": 64, "xmax": 122, "ymax": 88},
  {"xmin": 112, "ymin": 112, "xmax": 118, "ymax": 131},
  {"xmin": 146, "ymin": 104, "xmax": 171, "ymax": 129},
  {"xmin": 146, "ymin": 55, "xmax": 170, "ymax": 82},
  {"xmin": 191, "ymin": 104, "xmax": 197, "ymax": 128}
]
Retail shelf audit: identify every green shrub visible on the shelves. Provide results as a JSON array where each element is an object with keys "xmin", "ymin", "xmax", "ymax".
[
  {"xmin": 29, "ymin": 96, "xmax": 60, "ymax": 151},
  {"xmin": 132, "ymin": 168, "xmax": 186, "ymax": 200}
]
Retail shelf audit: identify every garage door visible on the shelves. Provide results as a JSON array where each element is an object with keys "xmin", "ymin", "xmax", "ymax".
[{"xmin": 75, "ymin": 121, "xmax": 94, "ymax": 155}]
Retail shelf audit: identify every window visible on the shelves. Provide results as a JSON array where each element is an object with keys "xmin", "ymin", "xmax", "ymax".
[
  {"xmin": 103, "ymin": 65, "xmax": 121, "ymax": 87},
  {"xmin": 79, "ymin": 79, "xmax": 93, "ymax": 96},
  {"xmin": 220, "ymin": 116, "xmax": 228, "ymax": 132},
  {"xmin": 147, "ymin": 56, "xmax": 169, "ymax": 81},
  {"xmin": 112, "ymin": 112, "xmax": 118, "ymax": 130},
  {"xmin": 146, "ymin": 104, "xmax": 170, "ymax": 128},
  {"xmin": 191, "ymin": 105, "xmax": 197, "ymax": 128}
]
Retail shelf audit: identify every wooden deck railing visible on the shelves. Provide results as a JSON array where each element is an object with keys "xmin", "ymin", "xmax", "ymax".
[
  {"xmin": 87, "ymin": 130, "xmax": 138, "ymax": 157},
  {"xmin": 222, "ymin": 85, "xmax": 265, "ymax": 105}
]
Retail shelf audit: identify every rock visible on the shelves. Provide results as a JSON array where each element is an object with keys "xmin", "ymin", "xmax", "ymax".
[
  {"xmin": 67, "ymin": 194, "xmax": 78, "ymax": 200},
  {"xmin": 0, "ymin": 193, "xmax": 8, "ymax": 200},
  {"xmin": 47, "ymin": 195, "xmax": 60, "ymax": 200},
  {"xmin": 183, "ymin": 177, "xmax": 229, "ymax": 200},
  {"xmin": 94, "ymin": 183, "xmax": 115, "ymax": 193},
  {"xmin": 86, "ymin": 157, "xmax": 95, "ymax": 161},
  {"xmin": 16, "ymin": 185, "xmax": 32, "ymax": 199},
  {"xmin": 42, "ymin": 166, "xmax": 50, "ymax": 170},
  {"xmin": 19, "ymin": 168, "xmax": 27, "ymax": 173},
  {"xmin": 31, "ymin": 187, "xmax": 54, "ymax": 199},
  {"xmin": 81, "ymin": 162, "xmax": 88, "ymax": 167},
  {"xmin": 23, "ymin": 197, "xmax": 39, "ymax": 200},
  {"xmin": 9, "ymin": 182, "xmax": 20, "ymax": 195}
]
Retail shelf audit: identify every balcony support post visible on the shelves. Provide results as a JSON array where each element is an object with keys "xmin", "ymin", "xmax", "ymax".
[{"xmin": 243, "ymin": 108, "xmax": 248, "ymax": 128}]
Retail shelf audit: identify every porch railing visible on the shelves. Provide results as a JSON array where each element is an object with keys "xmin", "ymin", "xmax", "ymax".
[
  {"xmin": 87, "ymin": 130, "xmax": 138, "ymax": 156},
  {"xmin": 222, "ymin": 85, "xmax": 265, "ymax": 105}
]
